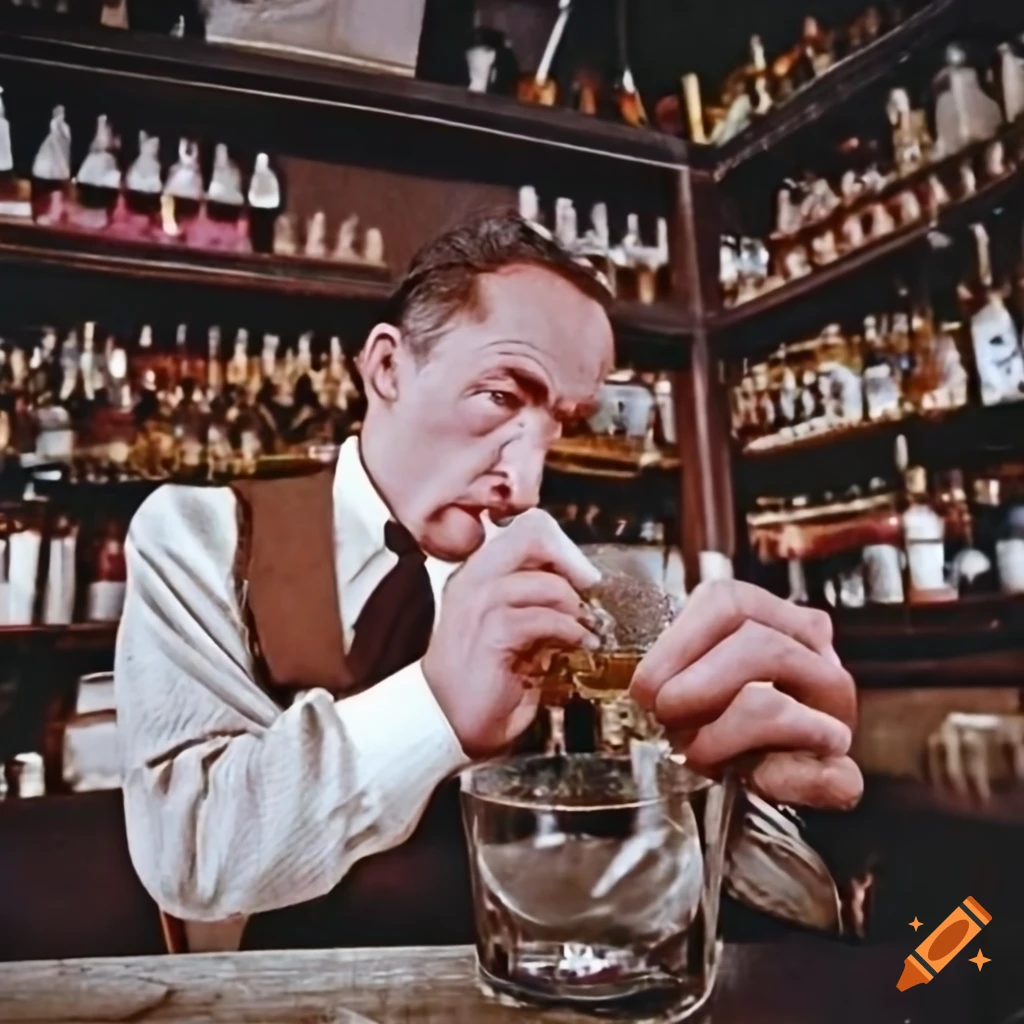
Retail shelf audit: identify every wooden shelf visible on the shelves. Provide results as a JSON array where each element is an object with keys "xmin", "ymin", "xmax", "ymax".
[
  {"xmin": 546, "ymin": 441, "xmax": 679, "ymax": 480},
  {"xmin": 835, "ymin": 594, "xmax": 1024, "ymax": 686},
  {"xmin": 737, "ymin": 402, "xmax": 1024, "ymax": 503},
  {"xmin": 850, "ymin": 648, "xmax": 1024, "ymax": 687},
  {"xmin": 0, "ymin": 219, "xmax": 393, "ymax": 303},
  {"xmin": 716, "ymin": 219, "xmax": 929, "ymax": 331},
  {"xmin": 0, "ymin": 220, "xmax": 692, "ymax": 368},
  {"xmin": 0, "ymin": 19, "xmax": 703, "ymax": 171},
  {"xmin": 837, "ymin": 591, "xmax": 1024, "ymax": 639},
  {"xmin": 714, "ymin": 0, "xmax": 961, "ymax": 177},
  {"xmin": 713, "ymin": 159, "xmax": 1024, "ymax": 358},
  {"xmin": 0, "ymin": 623, "xmax": 118, "ymax": 654}
]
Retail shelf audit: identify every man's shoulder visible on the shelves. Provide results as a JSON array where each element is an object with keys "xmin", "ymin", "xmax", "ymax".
[{"xmin": 128, "ymin": 482, "xmax": 239, "ymax": 558}]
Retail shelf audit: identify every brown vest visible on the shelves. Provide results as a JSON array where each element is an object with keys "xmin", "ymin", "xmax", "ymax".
[{"xmin": 229, "ymin": 466, "xmax": 475, "ymax": 949}]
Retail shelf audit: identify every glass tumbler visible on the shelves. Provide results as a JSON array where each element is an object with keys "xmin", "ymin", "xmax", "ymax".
[{"xmin": 461, "ymin": 752, "xmax": 736, "ymax": 1021}]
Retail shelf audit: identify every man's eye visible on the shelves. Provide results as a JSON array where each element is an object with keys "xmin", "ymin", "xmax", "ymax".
[{"xmin": 487, "ymin": 390, "xmax": 520, "ymax": 408}]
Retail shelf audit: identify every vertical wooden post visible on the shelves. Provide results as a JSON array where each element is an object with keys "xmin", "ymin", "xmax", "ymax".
[{"xmin": 668, "ymin": 166, "xmax": 735, "ymax": 588}]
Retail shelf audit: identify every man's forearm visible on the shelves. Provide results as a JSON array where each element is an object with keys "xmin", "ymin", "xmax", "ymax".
[{"xmin": 122, "ymin": 664, "xmax": 466, "ymax": 921}]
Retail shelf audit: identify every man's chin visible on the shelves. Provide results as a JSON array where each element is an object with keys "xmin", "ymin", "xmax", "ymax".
[{"xmin": 421, "ymin": 508, "xmax": 487, "ymax": 562}]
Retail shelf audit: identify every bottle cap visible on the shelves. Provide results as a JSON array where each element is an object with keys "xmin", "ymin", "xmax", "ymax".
[
  {"xmin": 974, "ymin": 478, "xmax": 1001, "ymax": 506},
  {"xmin": 905, "ymin": 465, "xmax": 928, "ymax": 495}
]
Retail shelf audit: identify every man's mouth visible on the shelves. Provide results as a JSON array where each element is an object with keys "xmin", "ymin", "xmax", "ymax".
[{"xmin": 457, "ymin": 504, "xmax": 518, "ymax": 527}]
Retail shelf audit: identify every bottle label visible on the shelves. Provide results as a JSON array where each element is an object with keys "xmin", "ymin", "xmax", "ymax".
[{"xmin": 87, "ymin": 581, "xmax": 126, "ymax": 622}]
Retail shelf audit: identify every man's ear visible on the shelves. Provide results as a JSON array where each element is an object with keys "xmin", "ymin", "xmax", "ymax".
[{"xmin": 358, "ymin": 324, "xmax": 404, "ymax": 404}]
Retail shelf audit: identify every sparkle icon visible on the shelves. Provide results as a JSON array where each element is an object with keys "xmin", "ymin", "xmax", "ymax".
[
  {"xmin": 969, "ymin": 951, "xmax": 991, "ymax": 972},
  {"xmin": 909, "ymin": 917, "xmax": 923, "ymax": 931}
]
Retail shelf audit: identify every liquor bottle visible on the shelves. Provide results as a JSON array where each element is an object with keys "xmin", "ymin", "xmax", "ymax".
[
  {"xmin": 94, "ymin": 333, "xmax": 136, "ymax": 478},
  {"xmin": 752, "ymin": 361, "xmax": 777, "ymax": 438},
  {"xmin": 86, "ymin": 517, "xmax": 127, "ymax": 623},
  {"xmin": 72, "ymin": 321, "xmax": 102, "ymax": 479},
  {"xmin": 886, "ymin": 311, "xmax": 915, "ymax": 417},
  {"xmin": 862, "ymin": 315, "xmax": 903, "ymax": 421},
  {"xmin": 652, "ymin": 373, "xmax": 676, "ymax": 450},
  {"xmin": 901, "ymin": 464, "xmax": 955, "ymax": 603},
  {"xmin": 205, "ymin": 326, "xmax": 232, "ymax": 477},
  {"xmin": 227, "ymin": 328, "xmax": 249, "ymax": 390},
  {"xmin": 998, "ymin": 40, "xmax": 1024, "ymax": 123},
  {"xmin": 907, "ymin": 310, "xmax": 970, "ymax": 413},
  {"xmin": 775, "ymin": 361, "xmax": 799, "ymax": 430},
  {"xmin": 172, "ymin": 375, "xmax": 208, "ymax": 479},
  {"xmin": 996, "ymin": 491, "xmax": 1024, "ymax": 595},
  {"xmin": 939, "ymin": 469, "xmax": 994, "ymax": 594},
  {"xmin": 577, "ymin": 203, "xmax": 614, "ymax": 291},
  {"xmin": 681, "ymin": 73, "xmax": 707, "ymax": 144},
  {"xmin": 611, "ymin": 215, "xmax": 642, "ymax": 302},
  {"xmin": 962, "ymin": 224, "xmax": 1024, "ymax": 406},
  {"xmin": 32, "ymin": 327, "xmax": 76, "ymax": 465},
  {"xmin": 553, "ymin": 198, "xmax": 578, "ymax": 252}
]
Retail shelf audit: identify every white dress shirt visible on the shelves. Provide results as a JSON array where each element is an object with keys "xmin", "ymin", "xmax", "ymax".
[{"xmin": 114, "ymin": 436, "xmax": 470, "ymax": 929}]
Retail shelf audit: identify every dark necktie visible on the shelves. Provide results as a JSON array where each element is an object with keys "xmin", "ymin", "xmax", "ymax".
[{"xmin": 346, "ymin": 521, "xmax": 436, "ymax": 688}]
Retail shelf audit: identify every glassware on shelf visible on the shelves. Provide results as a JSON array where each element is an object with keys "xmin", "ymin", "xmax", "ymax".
[
  {"xmin": 933, "ymin": 43, "xmax": 1004, "ymax": 159},
  {"xmin": 999, "ymin": 40, "xmax": 1024, "ymax": 124}
]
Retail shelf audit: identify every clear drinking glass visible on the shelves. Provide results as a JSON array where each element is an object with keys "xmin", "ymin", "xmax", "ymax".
[{"xmin": 461, "ymin": 752, "xmax": 736, "ymax": 1021}]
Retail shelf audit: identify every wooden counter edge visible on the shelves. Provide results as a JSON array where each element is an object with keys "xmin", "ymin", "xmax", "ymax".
[{"xmin": 0, "ymin": 944, "xmax": 590, "ymax": 1023}]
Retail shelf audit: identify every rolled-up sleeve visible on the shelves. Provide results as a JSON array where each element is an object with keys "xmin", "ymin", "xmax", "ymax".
[{"xmin": 114, "ymin": 485, "xmax": 468, "ymax": 922}]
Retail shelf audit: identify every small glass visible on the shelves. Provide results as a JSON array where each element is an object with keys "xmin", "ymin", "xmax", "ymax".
[
  {"xmin": 540, "ymin": 546, "xmax": 679, "ymax": 746},
  {"xmin": 462, "ymin": 752, "xmax": 735, "ymax": 1020}
]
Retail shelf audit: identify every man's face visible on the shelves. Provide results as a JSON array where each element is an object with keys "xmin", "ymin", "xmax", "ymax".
[{"xmin": 363, "ymin": 264, "xmax": 614, "ymax": 560}]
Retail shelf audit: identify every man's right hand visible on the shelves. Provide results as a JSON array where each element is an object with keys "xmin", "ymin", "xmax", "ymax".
[{"xmin": 422, "ymin": 509, "xmax": 602, "ymax": 758}]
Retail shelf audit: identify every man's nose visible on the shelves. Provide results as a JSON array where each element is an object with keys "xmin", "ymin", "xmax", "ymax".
[{"xmin": 497, "ymin": 436, "xmax": 548, "ymax": 512}]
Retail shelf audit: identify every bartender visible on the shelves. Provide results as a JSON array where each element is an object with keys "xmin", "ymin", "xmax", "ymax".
[{"xmin": 114, "ymin": 210, "xmax": 861, "ymax": 952}]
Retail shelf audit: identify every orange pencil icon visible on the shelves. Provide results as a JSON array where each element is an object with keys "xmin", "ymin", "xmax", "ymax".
[{"xmin": 897, "ymin": 896, "xmax": 992, "ymax": 992}]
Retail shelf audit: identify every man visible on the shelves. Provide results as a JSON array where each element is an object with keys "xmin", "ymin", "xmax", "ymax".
[{"xmin": 115, "ymin": 210, "xmax": 861, "ymax": 951}]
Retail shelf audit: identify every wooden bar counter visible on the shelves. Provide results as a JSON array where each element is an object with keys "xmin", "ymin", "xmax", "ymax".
[{"xmin": 0, "ymin": 936, "xmax": 1008, "ymax": 1024}]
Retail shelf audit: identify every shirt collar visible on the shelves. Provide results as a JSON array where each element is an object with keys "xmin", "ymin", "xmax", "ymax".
[{"xmin": 333, "ymin": 435, "xmax": 394, "ymax": 582}]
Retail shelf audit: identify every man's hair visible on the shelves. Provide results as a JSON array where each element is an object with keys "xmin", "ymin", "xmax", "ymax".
[{"xmin": 380, "ymin": 208, "xmax": 613, "ymax": 358}]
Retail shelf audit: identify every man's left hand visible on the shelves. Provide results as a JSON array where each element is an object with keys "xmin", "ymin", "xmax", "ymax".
[{"xmin": 629, "ymin": 580, "xmax": 863, "ymax": 810}]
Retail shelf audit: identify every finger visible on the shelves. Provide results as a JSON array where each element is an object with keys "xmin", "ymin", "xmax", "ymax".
[
  {"xmin": 632, "ymin": 580, "xmax": 839, "ymax": 706},
  {"xmin": 495, "ymin": 571, "xmax": 594, "ymax": 621},
  {"xmin": 504, "ymin": 607, "xmax": 597, "ymax": 653},
  {"xmin": 683, "ymin": 682, "xmax": 852, "ymax": 768},
  {"xmin": 648, "ymin": 620, "xmax": 856, "ymax": 728},
  {"xmin": 502, "ymin": 686, "xmax": 542, "ymax": 745},
  {"xmin": 749, "ymin": 752, "xmax": 864, "ymax": 810},
  {"xmin": 466, "ymin": 509, "xmax": 601, "ymax": 593}
]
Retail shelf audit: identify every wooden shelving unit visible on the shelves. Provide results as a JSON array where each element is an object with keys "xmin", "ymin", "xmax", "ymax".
[
  {"xmin": 702, "ymin": 0, "xmax": 1024, "ymax": 687},
  {"xmin": 714, "ymin": 157, "xmax": 1024, "ymax": 357},
  {"xmin": 0, "ymin": 20, "xmax": 705, "ymax": 171},
  {"xmin": 714, "ymin": 0, "xmax": 963, "ymax": 177}
]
